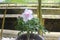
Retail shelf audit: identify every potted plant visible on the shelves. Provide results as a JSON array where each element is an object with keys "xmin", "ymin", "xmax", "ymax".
[{"xmin": 15, "ymin": 9, "xmax": 47, "ymax": 40}]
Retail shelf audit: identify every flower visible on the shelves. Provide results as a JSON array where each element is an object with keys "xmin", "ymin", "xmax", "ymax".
[
  {"xmin": 21, "ymin": 9, "xmax": 33, "ymax": 22},
  {"xmin": 15, "ymin": 9, "xmax": 47, "ymax": 36}
]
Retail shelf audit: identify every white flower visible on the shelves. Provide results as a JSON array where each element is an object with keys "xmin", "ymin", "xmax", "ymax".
[{"xmin": 21, "ymin": 9, "xmax": 33, "ymax": 22}]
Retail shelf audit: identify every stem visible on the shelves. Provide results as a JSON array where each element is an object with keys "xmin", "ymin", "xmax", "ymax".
[
  {"xmin": 27, "ymin": 31, "xmax": 30, "ymax": 40},
  {"xmin": 31, "ymin": 31, "xmax": 33, "ymax": 34}
]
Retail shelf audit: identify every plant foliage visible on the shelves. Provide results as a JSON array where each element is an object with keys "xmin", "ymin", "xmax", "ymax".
[{"xmin": 15, "ymin": 17, "xmax": 47, "ymax": 34}]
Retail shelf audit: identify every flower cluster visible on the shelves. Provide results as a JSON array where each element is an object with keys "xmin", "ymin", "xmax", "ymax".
[
  {"xmin": 21, "ymin": 9, "xmax": 33, "ymax": 22},
  {"xmin": 15, "ymin": 9, "xmax": 47, "ymax": 35}
]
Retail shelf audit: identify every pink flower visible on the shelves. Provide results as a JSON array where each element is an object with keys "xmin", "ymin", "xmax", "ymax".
[{"xmin": 21, "ymin": 9, "xmax": 33, "ymax": 22}]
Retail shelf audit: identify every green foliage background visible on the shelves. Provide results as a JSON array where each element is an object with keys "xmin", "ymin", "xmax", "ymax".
[
  {"xmin": 1, "ymin": 0, "xmax": 60, "ymax": 4},
  {"xmin": 4, "ymin": 0, "xmax": 37, "ymax": 3}
]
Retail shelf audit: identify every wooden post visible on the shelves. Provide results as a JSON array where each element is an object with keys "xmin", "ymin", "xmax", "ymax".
[
  {"xmin": 0, "ymin": 10, "xmax": 7, "ymax": 40},
  {"xmin": 38, "ymin": 0, "xmax": 43, "ymax": 25},
  {"xmin": 0, "ymin": 4, "xmax": 8, "ymax": 40},
  {"xmin": 37, "ymin": 0, "xmax": 44, "ymax": 35}
]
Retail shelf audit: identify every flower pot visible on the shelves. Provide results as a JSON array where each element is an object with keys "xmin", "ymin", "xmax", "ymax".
[{"xmin": 16, "ymin": 33, "xmax": 44, "ymax": 40}]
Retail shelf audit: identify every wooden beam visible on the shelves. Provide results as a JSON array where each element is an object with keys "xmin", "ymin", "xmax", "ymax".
[
  {"xmin": 0, "ymin": 6, "xmax": 60, "ymax": 10},
  {"xmin": 0, "ymin": 14, "xmax": 60, "ymax": 19},
  {"xmin": 0, "ymin": 3, "xmax": 60, "ymax": 7}
]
